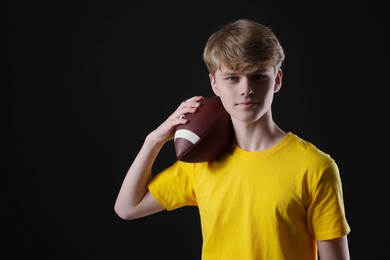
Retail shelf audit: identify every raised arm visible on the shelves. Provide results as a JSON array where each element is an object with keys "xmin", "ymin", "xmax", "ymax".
[{"xmin": 114, "ymin": 96, "xmax": 204, "ymax": 220}]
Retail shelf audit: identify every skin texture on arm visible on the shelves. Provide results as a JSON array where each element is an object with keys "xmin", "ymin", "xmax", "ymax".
[
  {"xmin": 114, "ymin": 135, "xmax": 166, "ymax": 220},
  {"xmin": 114, "ymin": 96, "xmax": 204, "ymax": 220},
  {"xmin": 317, "ymin": 236, "xmax": 350, "ymax": 260}
]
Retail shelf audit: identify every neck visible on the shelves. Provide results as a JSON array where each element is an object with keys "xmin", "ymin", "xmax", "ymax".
[{"xmin": 232, "ymin": 114, "xmax": 286, "ymax": 152}]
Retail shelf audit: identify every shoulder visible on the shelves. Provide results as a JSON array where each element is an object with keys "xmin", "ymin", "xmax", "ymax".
[
  {"xmin": 151, "ymin": 160, "xmax": 208, "ymax": 184},
  {"xmin": 287, "ymin": 133, "xmax": 337, "ymax": 170}
]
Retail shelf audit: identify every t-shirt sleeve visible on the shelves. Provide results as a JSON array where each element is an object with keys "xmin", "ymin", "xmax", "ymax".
[
  {"xmin": 148, "ymin": 161, "xmax": 198, "ymax": 210},
  {"xmin": 306, "ymin": 160, "xmax": 351, "ymax": 240}
]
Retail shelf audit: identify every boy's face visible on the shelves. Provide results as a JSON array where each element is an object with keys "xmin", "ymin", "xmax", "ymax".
[{"xmin": 209, "ymin": 65, "xmax": 282, "ymax": 124}]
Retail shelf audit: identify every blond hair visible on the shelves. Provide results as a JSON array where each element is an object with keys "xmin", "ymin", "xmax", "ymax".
[{"xmin": 203, "ymin": 19, "xmax": 285, "ymax": 75}]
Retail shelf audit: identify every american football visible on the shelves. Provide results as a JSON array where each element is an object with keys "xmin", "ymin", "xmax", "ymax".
[{"xmin": 174, "ymin": 96, "xmax": 234, "ymax": 162}]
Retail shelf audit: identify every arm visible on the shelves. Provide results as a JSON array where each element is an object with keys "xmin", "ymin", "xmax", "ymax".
[
  {"xmin": 317, "ymin": 235, "xmax": 350, "ymax": 260},
  {"xmin": 114, "ymin": 96, "xmax": 204, "ymax": 220}
]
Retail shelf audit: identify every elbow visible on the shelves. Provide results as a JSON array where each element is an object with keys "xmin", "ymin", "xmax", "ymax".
[{"xmin": 114, "ymin": 202, "xmax": 136, "ymax": 220}]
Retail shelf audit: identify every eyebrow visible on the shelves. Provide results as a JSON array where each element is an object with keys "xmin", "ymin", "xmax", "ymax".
[
  {"xmin": 220, "ymin": 71, "xmax": 237, "ymax": 76},
  {"xmin": 219, "ymin": 69, "xmax": 268, "ymax": 76}
]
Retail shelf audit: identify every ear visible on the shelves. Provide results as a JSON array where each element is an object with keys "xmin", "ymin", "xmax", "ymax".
[
  {"xmin": 274, "ymin": 68, "xmax": 283, "ymax": 93},
  {"xmin": 209, "ymin": 73, "xmax": 220, "ymax": 96}
]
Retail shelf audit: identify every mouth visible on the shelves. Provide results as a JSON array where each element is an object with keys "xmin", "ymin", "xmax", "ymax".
[{"xmin": 236, "ymin": 101, "xmax": 259, "ymax": 107}]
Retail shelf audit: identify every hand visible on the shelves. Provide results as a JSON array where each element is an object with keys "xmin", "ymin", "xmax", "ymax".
[{"xmin": 148, "ymin": 96, "xmax": 204, "ymax": 144}]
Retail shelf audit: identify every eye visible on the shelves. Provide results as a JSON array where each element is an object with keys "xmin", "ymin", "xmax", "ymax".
[{"xmin": 225, "ymin": 76, "xmax": 239, "ymax": 82}]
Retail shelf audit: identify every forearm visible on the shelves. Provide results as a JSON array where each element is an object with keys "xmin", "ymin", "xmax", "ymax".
[
  {"xmin": 114, "ymin": 133, "xmax": 165, "ymax": 218},
  {"xmin": 114, "ymin": 96, "xmax": 203, "ymax": 219}
]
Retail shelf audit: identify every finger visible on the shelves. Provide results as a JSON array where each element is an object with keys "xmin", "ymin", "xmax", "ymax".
[
  {"xmin": 181, "ymin": 96, "xmax": 204, "ymax": 109},
  {"xmin": 170, "ymin": 96, "xmax": 204, "ymax": 121},
  {"xmin": 184, "ymin": 96, "xmax": 204, "ymax": 102}
]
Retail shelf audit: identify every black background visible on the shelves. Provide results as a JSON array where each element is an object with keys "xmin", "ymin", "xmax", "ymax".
[{"xmin": 2, "ymin": 1, "xmax": 389, "ymax": 259}]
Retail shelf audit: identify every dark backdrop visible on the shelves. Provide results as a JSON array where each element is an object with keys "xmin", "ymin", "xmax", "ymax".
[{"xmin": 3, "ymin": 1, "xmax": 389, "ymax": 259}]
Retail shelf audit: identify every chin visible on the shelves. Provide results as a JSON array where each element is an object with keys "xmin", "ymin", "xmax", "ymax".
[{"xmin": 231, "ymin": 114, "xmax": 261, "ymax": 124}]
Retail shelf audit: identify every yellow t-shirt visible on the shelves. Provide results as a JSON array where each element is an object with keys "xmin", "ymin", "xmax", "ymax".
[{"xmin": 148, "ymin": 132, "xmax": 351, "ymax": 260}]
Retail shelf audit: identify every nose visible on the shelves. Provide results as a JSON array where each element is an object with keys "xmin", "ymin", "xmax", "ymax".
[{"xmin": 239, "ymin": 79, "xmax": 255, "ymax": 96}]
